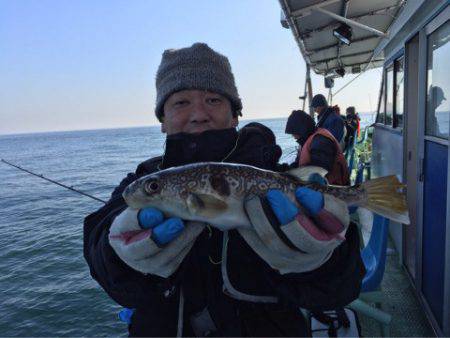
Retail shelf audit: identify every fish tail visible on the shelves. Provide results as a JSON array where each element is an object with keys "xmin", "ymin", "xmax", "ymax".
[{"xmin": 360, "ymin": 175, "xmax": 410, "ymax": 224}]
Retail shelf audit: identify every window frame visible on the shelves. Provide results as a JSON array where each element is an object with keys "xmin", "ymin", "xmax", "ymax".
[
  {"xmin": 376, "ymin": 71, "xmax": 386, "ymax": 124},
  {"xmin": 425, "ymin": 19, "xmax": 450, "ymax": 140},
  {"xmin": 385, "ymin": 64, "xmax": 395, "ymax": 127},
  {"xmin": 393, "ymin": 56, "xmax": 405, "ymax": 129},
  {"xmin": 376, "ymin": 54, "xmax": 405, "ymax": 129}
]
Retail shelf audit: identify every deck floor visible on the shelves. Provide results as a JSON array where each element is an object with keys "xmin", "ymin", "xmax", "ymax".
[{"xmin": 356, "ymin": 209, "xmax": 435, "ymax": 337}]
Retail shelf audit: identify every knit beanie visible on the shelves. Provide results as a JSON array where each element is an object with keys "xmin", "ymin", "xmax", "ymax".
[
  {"xmin": 155, "ymin": 43, "xmax": 242, "ymax": 121},
  {"xmin": 285, "ymin": 110, "xmax": 316, "ymax": 146}
]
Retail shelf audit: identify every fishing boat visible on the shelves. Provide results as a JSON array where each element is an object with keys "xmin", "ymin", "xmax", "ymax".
[{"xmin": 279, "ymin": 0, "xmax": 449, "ymax": 336}]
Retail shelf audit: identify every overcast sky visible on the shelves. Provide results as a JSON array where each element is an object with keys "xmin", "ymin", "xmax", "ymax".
[{"xmin": 0, "ymin": 0, "xmax": 382, "ymax": 135}]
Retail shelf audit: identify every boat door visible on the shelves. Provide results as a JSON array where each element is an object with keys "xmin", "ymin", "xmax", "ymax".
[
  {"xmin": 417, "ymin": 6, "xmax": 450, "ymax": 334},
  {"xmin": 404, "ymin": 34, "xmax": 420, "ymax": 280}
]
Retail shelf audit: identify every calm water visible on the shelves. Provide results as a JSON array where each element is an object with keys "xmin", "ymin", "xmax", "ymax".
[{"xmin": 0, "ymin": 115, "xmax": 374, "ymax": 336}]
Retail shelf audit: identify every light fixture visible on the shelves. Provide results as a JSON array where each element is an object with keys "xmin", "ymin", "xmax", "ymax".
[
  {"xmin": 324, "ymin": 77, "xmax": 334, "ymax": 88},
  {"xmin": 335, "ymin": 67, "xmax": 346, "ymax": 77},
  {"xmin": 333, "ymin": 23, "xmax": 352, "ymax": 45}
]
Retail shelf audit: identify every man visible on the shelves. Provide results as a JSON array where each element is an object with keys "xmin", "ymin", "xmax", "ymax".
[
  {"xmin": 311, "ymin": 94, "xmax": 345, "ymax": 143},
  {"xmin": 342, "ymin": 106, "xmax": 360, "ymax": 153},
  {"xmin": 84, "ymin": 43, "xmax": 364, "ymax": 336},
  {"xmin": 285, "ymin": 110, "xmax": 350, "ymax": 185},
  {"xmin": 346, "ymin": 107, "xmax": 360, "ymax": 136},
  {"xmin": 428, "ymin": 85, "xmax": 447, "ymax": 137}
]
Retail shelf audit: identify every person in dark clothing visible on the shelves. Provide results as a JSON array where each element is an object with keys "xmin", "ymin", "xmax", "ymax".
[
  {"xmin": 285, "ymin": 110, "xmax": 350, "ymax": 185},
  {"xmin": 345, "ymin": 107, "xmax": 359, "ymax": 129},
  {"xmin": 311, "ymin": 94, "xmax": 345, "ymax": 143},
  {"xmin": 84, "ymin": 43, "xmax": 364, "ymax": 337},
  {"xmin": 343, "ymin": 106, "xmax": 360, "ymax": 153}
]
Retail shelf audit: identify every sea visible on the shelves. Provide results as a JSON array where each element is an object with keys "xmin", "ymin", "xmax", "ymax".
[{"xmin": 0, "ymin": 114, "xmax": 375, "ymax": 336}]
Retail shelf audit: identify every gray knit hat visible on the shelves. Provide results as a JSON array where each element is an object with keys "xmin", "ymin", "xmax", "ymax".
[{"xmin": 155, "ymin": 43, "xmax": 242, "ymax": 121}]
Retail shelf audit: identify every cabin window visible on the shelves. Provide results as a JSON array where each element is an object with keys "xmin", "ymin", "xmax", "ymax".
[
  {"xmin": 394, "ymin": 57, "xmax": 404, "ymax": 128},
  {"xmin": 376, "ymin": 56, "xmax": 404, "ymax": 128},
  {"xmin": 426, "ymin": 21, "xmax": 450, "ymax": 139},
  {"xmin": 376, "ymin": 74, "xmax": 385, "ymax": 124},
  {"xmin": 385, "ymin": 66, "xmax": 394, "ymax": 126}
]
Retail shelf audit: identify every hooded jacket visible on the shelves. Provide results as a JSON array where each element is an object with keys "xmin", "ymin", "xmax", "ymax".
[
  {"xmin": 83, "ymin": 125, "xmax": 364, "ymax": 336},
  {"xmin": 300, "ymin": 128, "xmax": 351, "ymax": 185}
]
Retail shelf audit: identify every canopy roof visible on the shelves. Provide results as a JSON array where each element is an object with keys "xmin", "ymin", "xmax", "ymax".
[{"xmin": 279, "ymin": 0, "xmax": 405, "ymax": 77}]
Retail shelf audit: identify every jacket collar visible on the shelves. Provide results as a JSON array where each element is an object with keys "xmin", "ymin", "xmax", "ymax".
[
  {"xmin": 160, "ymin": 128, "xmax": 239, "ymax": 169},
  {"xmin": 135, "ymin": 125, "xmax": 282, "ymax": 176}
]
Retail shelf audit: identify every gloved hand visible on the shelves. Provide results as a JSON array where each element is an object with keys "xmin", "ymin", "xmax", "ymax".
[
  {"xmin": 267, "ymin": 187, "xmax": 324, "ymax": 224},
  {"xmin": 137, "ymin": 208, "xmax": 183, "ymax": 246},
  {"xmin": 109, "ymin": 207, "xmax": 204, "ymax": 278},
  {"xmin": 240, "ymin": 187, "xmax": 349, "ymax": 274}
]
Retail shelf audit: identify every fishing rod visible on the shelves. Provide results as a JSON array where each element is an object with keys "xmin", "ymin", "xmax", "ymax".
[{"xmin": 1, "ymin": 159, "xmax": 106, "ymax": 204}]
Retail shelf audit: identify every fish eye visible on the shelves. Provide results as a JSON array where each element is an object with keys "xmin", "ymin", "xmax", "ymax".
[{"xmin": 145, "ymin": 181, "xmax": 159, "ymax": 193}]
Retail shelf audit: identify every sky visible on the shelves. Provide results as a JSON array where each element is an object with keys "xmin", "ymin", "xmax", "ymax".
[{"xmin": 0, "ymin": 0, "xmax": 382, "ymax": 135}]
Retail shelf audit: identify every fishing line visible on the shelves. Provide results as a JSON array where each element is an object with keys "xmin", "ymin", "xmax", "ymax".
[
  {"xmin": 157, "ymin": 139, "xmax": 167, "ymax": 171},
  {"xmin": 220, "ymin": 133, "xmax": 241, "ymax": 162},
  {"xmin": 1, "ymin": 159, "xmax": 107, "ymax": 204}
]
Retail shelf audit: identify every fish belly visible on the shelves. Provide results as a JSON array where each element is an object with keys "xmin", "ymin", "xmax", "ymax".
[{"xmin": 205, "ymin": 200, "xmax": 252, "ymax": 231}]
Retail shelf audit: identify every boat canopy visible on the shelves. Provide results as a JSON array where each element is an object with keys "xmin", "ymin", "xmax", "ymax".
[{"xmin": 279, "ymin": 0, "xmax": 405, "ymax": 77}]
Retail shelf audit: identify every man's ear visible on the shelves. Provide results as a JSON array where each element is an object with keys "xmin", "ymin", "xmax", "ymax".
[
  {"xmin": 231, "ymin": 116, "xmax": 238, "ymax": 128},
  {"xmin": 161, "ymin": 117, "xmax": 167, "ymax": 133}
]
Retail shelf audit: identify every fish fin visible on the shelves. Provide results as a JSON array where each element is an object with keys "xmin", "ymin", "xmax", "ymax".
[
  {"xmin": 187, "ymin": 193, "xmax": 228, "ymax": 218},
  {"xmin": 360, "ymin": 175, "xmax": 410, "ymax": 224},
  {"xmin": 287, "ymin": 166, "xmax": 328, "ymax": 181}
]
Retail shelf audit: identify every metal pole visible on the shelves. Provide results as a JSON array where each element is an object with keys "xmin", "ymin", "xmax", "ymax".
[
  {"xmin": 306, "ymin": 64, "xmax": 314, "ymax": 117},
  {"xmin": 302, "ymin": 70, "xmax": 308, "ymax": 111},
  {"xmin": 314, "ymin": 7, "xmax": 388, "ymax": 37}
]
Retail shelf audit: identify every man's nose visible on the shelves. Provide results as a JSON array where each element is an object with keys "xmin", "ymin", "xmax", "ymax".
[{"xmin": 190, "ymin": 101, "xmax": 210, "ymax": 123}]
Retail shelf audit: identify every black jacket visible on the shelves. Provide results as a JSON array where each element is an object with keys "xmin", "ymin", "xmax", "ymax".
[{"xmin": 84, "ymin": 125, "xmax": 364, "ymax": 336}]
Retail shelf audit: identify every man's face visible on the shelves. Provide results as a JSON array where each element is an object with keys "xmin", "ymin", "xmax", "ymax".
[
  {"xmin": 161, "ymin": 90, "xmax": 238, "ymax": 135},
  {"xmin": 314, "ymin": 106, "xmax": 323, "ymax": 114}
]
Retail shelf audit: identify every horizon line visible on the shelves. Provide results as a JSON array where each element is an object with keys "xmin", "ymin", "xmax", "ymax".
[
  {"xmin": 0, "ymin": 111, "xmax": 377, "ymax": 137},
  {"xmin": 0, "ymin": 116, "xmax": 288, "ymax": 137}
]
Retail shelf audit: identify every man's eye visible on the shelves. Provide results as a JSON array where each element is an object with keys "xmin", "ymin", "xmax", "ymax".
[
  {"xmin": 173, "ymin": 100, "xmax": 189, "ymax": 107},
  {"xmin": 207, "ymin": 97, "xmax": 222, "ymax": 104}
]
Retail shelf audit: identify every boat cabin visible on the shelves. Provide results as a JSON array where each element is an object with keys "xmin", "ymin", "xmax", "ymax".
[{"xmin": 280, "ymin": 0, "xmax": 450, "ymax": 335}]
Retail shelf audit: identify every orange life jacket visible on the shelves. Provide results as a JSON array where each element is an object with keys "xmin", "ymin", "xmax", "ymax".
[{"xmin": 299, "ymin": 128, "xmax": 351, "ymax": 185}]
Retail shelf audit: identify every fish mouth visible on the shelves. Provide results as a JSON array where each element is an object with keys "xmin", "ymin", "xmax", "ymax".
[
  {"xmin": 109, "ymin": 229, "xmax": 152, "ymax": 245},
  {"xmin": 123, "ymin": 180, "xmax": 149, "ymax": 209}
]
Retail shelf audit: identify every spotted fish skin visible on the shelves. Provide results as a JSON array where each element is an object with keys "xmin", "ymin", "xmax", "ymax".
[{"xmin": 122, "ymin": 162, "xmax": 366, "ymax": 230}]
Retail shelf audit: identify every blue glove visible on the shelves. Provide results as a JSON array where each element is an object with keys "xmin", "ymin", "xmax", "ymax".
[
  {"xmin": 118, "ymin": 308, "xmax": 135, "ymax": 325},
  {"xmin": 266, "ymin": 187, "xmax": 325, "ymax": 225},
  {"xmin": 295, "ymin": 187, "xmax": 324, "ymax": 216},
  {"xmin": 308, "ymin": 173, "xmax": 327, "ymax": 185},
  {"xmin": 138, "ymin": 208, "xmax": 184, "ymax": 246},
  {"xmin": 266, "ymin": 190, "xmax": 299, "ymax": 225},
  {"xmin": 138, "ymin": 207, "xmax": 164, "ymax": 226}
]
